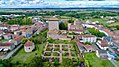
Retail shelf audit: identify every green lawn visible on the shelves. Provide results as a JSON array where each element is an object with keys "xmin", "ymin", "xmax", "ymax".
[
  {"xmin": 84, "ymin": 53, "xmax": 114, "ymax": 67},
  {"xmin": 11, "ymin": 43, "xmax": 46, "ymax": 64},
  {"xmin": 0, "ymin": 39, "xmax": 7, "ymax": 42}
]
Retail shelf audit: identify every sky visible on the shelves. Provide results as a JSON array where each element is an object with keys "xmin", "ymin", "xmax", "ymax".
[{"xmin": 0, "ymin": 0, "xmax": 119, "ymax": 8}]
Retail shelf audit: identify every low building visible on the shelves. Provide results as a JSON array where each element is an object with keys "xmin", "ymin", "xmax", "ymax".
[
  {"xmin": 96, "ymin": 50, "xmax": 108, "ymax": 59},
  {"xmin": 59, "ymin": 34, "xmax": 71, "ymax": 41},
  {"xmin": 96, "ymin": 40, "xmax": 108, "ymax": 50},
  {"xmin": 0, "ymin": 30, "xmax": 5, "ymax": 39},
  {"xmin": 84, "ymin": 45, "xmax": 96, "ymax": 52},
  {"xmin": 0, "ymin": 23, "xmax": 9, "ymax": 30},
  {"xmin": 13, "ymin": 36, "xmax": 24, "ymax": 45},
  {"xmin": 76, "ymin": 41, "xmax": 96, "ymax": 53},
  {"xmin": 10, "ymin": 25, "xmax": 19, "ymax": 31},
  {"xmin": 3, "ymin": 33, "xmax": 13, "ymax": 40},
  {"xmin": 77, "ymin": 34, "xmax": 97, "ymax": 43},
  {"xmin": 68, "ymin": 29, "xmax": 85, "ymax": 34},
  {"xmin": 47, "ymin": 30, "xmax": 60, "ymax": 39},
  {"xmin": 20, "ymin": 29, "xmax": 32, "ymax": 38},
  {"xmin": 68, "ymin": 23, "xmax": 83, "ymax": 30},
  {"xmin": 0, "ymin": 42, "xmax": 15, "ymax": 50},
  {"xmin": 24, "ymin": 41, "xmax": 35, "ymax": 52}
]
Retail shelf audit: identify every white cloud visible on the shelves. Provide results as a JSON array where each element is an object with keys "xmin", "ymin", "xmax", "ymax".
[{"xmin": 0, "ymin": 0, "xmax": 119, "ymax": 8}]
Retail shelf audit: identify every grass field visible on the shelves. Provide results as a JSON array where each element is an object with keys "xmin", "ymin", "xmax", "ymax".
[
  {"xmin": 84, "ymin": 53, "xmax": 114, "ymax": 67},
  {"xmin": 11, "ymin": 43, "xmax": 46, "ymax": 64},
  {"xmin": 109, "ymin": 23, "xmax": 119, "ymax": 26},
  {"xmin": 0, "ymin": 39, "xmax": 7, "ymax": 42}
]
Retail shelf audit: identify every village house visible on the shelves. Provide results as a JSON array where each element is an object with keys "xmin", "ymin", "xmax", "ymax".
[
  {"xmin": 36, "ymin": 25, "xmax": 47, "ymax": 34},
  {"xmin": 0, "ymin": 30, "xmax": 5, "ymax": 39},
  {"xmin": 3, "ymin": 33, "xmax": 13, "ymax": 40},
  {"xmin": 32, "ymin": 17, "xmax": 41, "ymax": 23},
  {"xmin": 100, "ymin": 28, "xmax": 114, "ymax": 36},
  {"xmin": 84, "ymin": 45, "xmax": 96, "ymax": 52},
  {"xmin": 24, "ymin": 40, "xmax": 35, "ymax": 52},
  {"xmin": 14, "ymin": 30, "xmax": 22, "ymax": 35},
  {"xmin": 10, "ymin": 25, "xmax": 20, "ymax": 31},
  {"xmin": 96, "ymin": 50, "xmax": 108, "ymax": 59},
  {"xmin": 77, "ymin": 34, "xmax": 97, "ymax": 43},
  {"xmin": 68, "ymin": 23, "xmax": 83, "ymax": 31},
  {"xmin": 13, "ymin": 36, "xmax": 24, "ymax": 45},
  {"xmin": 0, "ymin": 42, "xmax": 15, "ymax": 51},
  {"xmin": 113, "ymin": 30, "xmax": 119, "ymax": 37},
  {"xmin": 68, "ymin": 29, "xmax": 85, "ymax": 34},
  {"xmin": 20, "ymin": 29, "xmax": 32, "ymax": 38},
  {"xmin": 112, "ymin": 37, "xmax": 119, "ymax": 43},
  {"xmin": 96, "ymin": 39, "xmax": 108, "ymax": 50},
  {"xmin": 76, "ymin": 41, "xmax": 96, "ymax": 53},
  {"xmin": 0, "ymin": 23, "xmax": 9, "ymax": 30}
]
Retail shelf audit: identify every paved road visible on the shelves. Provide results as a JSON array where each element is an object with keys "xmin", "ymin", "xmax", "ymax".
[
  {"xmin": 2, "ymin": 44, "xmax": 23, "ymax": 60},
  {"xmin": 110, "ymin": 59, "xmax": 118, "ymax": 67}
]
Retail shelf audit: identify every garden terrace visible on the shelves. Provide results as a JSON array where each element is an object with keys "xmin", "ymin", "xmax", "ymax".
[{"xmin": 42, "ymin": 43, "xmax": 80, "ymax": 63}]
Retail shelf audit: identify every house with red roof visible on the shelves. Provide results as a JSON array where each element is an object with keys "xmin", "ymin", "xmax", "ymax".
[
  {"xmin": 24, "ymin": 40, "xmax": 35, "ymax": 52},
  {"xmin": 68, "ymin": 23, "xmax": 83, "ymax": 31},
  {"xmin": 3, "ymin": 33, "xmax": 13, "ymax": 40},
  {"xmin": 77, "ymin": 34, "xmax": 97, "ymax": 43},
  {"xmin": 13, "ymin": 36, "xmax": 24, "ymax": 45},
  {"xmin": 96, "ymin": 39, "xmax": 109, "ymax": 50},
  {"xmin": 0, "ymin": 30, "xmax": 5, "ymax": 39},
  {"xmin": 76, "ymin": 41, "xmax": 96, "ymax": 53},
  {"xmin": 0, "ymin": 42, "xmax": 15, "ymax": 51},
  {"xmin": 10, "ymin": 25, "xmax": 20, "ymax": 31},
  {"xmin": 84, "ymin": 45, "xmax": 96, "ymax": 52},
  {"xmin": 0, "ymin": 23, "xmax": 9, "ymax": 30}
]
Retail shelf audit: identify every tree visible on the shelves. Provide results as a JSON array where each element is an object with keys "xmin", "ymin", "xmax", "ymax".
[
  {"xmin": 0, "ymin": 59, "xmax": 11, "ymax": 67},
  {"xmin": 48, "ymin": 38, "xmax": 55, "ymax": 43},
  {"xmin": 84, "ymin": 42, "xmax": 92, "ymax": 45},
  {"xmin": 59, "ymin": 22, "xmax": 68, "ymax": 30},
  {"xmin": 68, "ymin": 19, "xmax": 74, "ymax": 23},
  {"xmin": 21, "ymin": 38, "xmax": 28, "ymax": 44},
  {"xmin": 27, "ymin": 56, "xmax": 43, "ymax": 67},
  {"xmin": 60, "ymin": 58, "xmax": 74, "ymax": 67},
  {"xmin": 43, "ymin": 62, "xmax": 51, "ymax": 67}
]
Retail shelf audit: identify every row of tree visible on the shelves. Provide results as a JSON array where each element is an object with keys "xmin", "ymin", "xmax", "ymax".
[
  {"xmin": 5, "ymin": 17, "xmax": 32, "ymax": 25},
  {"xmin": 88, "ymin": 28, "xmax": 106, "ymax": 37}
]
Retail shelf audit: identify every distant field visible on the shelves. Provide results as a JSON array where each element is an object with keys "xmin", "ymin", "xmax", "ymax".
[
  {"xmin": 109, "ymin": 23, "xmax": 119, "ymax": 26},
  {"xmin": 84, "ymin": 53, "xmax": 114, "ymax": 67}
]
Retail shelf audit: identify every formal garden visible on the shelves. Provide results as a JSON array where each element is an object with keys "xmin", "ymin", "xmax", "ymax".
[{"xmin": 42, "ymin": 43, "xmax": 80, "ymax": 63}]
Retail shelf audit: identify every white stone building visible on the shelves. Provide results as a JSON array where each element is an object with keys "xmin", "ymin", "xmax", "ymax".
[
  {"xmin": 24, "ymin": 41, "xmax": 35, "ymax": 52},
  {"xmin": 78, "ymin": 34, "xmax": 97, "ymax": 43}
]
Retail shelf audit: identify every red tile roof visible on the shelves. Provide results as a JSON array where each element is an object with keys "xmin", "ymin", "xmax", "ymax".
[
  {"xmin": 112, "ymin": 37, "xmax": 119, "ymax": 41},
  {"xmin": 24, "ymin": 41, "xmax": 34, "ymax": 47},
  {"xmin": 84, "ymin": 45, "xmax": 96, "ymax": 49},
  {"xmin": 0, "ymin": 42, "xmax": 13, "ymax": 46},
  {"xmin": 14, "ymin": 36, "xmax": 24, "ymax": 41},
  {"xmin": 0, "ymin": 23, "xmax": 9, "ymax": 27},
  {"xmin": 99, "ymin": 40, "xmax": 108, "ymax": 47},
  {"xmin": 79, "ymin": 34, "xmax": 95, "ymax": 38}
]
